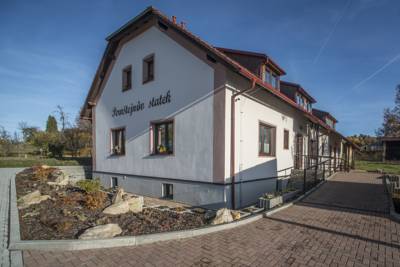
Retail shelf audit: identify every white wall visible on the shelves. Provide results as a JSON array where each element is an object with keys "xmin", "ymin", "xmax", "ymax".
[
  {"xmin": 224, "ymin": 85, "xmax": 308, "ymax": 182},
  {"xmin": 95, "ymin": 26, "xmax": 215, "ymax": 182}
]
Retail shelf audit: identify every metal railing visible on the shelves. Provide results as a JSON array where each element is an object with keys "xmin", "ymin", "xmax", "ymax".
[{"xmin": 276, "ymin": 155, "xmax": 347, "ymax": 196}]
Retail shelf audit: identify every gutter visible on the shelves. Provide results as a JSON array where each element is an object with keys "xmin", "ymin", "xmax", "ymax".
[{"xmin": 230, "ymin": 78, "xmax": 256, "ymax": 210}]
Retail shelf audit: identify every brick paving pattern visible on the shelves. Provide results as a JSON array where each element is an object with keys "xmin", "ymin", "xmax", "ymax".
[{"xmin": 23, "ymin": 172, "xmax": 400, "ymax": 267}]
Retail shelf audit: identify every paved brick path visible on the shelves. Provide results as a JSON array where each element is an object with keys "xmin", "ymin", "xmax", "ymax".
[{"xmin": 23, "ymin": 172, "xmax": 400, "ymax": 266}]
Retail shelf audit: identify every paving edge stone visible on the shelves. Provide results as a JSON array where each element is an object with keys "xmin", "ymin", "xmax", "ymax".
[
  {"xmin": 9, "ymin": 173, "xmax": 23, "ymax": 266},
  {"xmin": 384, "ymin": 177, "xmax": 400, "ymax": 222},
  {"xmin": 9, "ymin": 214, "xmax": 263, "ymax": 251}
]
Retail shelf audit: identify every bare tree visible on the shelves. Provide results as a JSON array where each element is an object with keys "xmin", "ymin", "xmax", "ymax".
[{"xmin": 55, "ymin": 105, "xmax": 69, "ymax": 131}]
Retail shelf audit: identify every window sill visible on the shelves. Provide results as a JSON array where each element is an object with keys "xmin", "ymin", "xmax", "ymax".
[
  {"xmin": 149, "ymin": 152, "xmax": 174, "ymax": 157},
  {"xmin": 109, "ymin": 153, "xmax": 125, "ymax": 158},
  {"xmin": 142, "ymin": 78, "xmax": 154, "ymax": 84},
  {"xmin": 258, "ymin": 154, "xmax": 276, "ymax": 158}
]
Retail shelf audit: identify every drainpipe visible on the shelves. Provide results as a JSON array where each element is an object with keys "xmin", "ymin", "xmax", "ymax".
[{"xmin": 230, "ymin": 78, "xmax": 257, "ymax": 210}]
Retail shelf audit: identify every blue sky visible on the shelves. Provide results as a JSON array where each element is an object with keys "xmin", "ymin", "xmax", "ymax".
[{"xmin": 1, "ymin": 0, "xmax": 399, "ymax": 136}]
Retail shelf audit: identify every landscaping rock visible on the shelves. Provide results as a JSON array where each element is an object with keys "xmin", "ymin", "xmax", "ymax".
[
  {"xmin": 22, "ymin": 211, "xmax": 40, "ymax": 218},
  {"xmin": 211, "ymin": 208, "xmax": 233, "ymax": 225},
  {"xmin": 18, "ymin": 190, "xmax": 51, "ymax": 209},
  {"xmin": 78, "ymin": 224, "xmax": 122, "ymax": 239},
  {"xmin": 103, "ymin": 201, "xmax": 130, "ymax": 215},
  {"xmin": 47, "ymin": 170, "xmax": 69, "ymax": 186},
  {"xmin": 126, "ymin": 195, "xmax": 144, "ymax": 213},
  {"xmin": 103, "ymin": 194, "xmax": 144, "ymax": 215},
  {"xmin": 112, "ymin": 187, "xmax": 125, "ymax": 203},
  {"xmin": 231, "ymin": 211, "xmax": 241, "ymax": 220}
]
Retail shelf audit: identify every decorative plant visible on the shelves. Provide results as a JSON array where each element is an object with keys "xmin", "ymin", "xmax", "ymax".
[
  {"xmin": 32, "ymin": 166, "xmax": 55, "ymax": 182},
  {"xmin": 264, "ymin": 193, "xmax": 276, "ymax": 199},
  {"xmin": 84, "ymin": 191, "xmax": 107, "ymax": 210},
  {"xmin": 76, "ymin": 178, "xmax": 102, "ymax": 193}
]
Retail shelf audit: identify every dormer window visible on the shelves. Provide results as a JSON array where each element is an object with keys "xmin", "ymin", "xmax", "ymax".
[
  {"xmin": 296, "ymin": 93, "xmax": 312, "ymax": 111},
  {"xmin": 262, "ymin": 66, "xmax": 279, "ymax": 89},
  {"xmin": 326, "ymin": 118, "xmax": 335, "ymax": 129},
  {"xmin": 272, "ymin": 73, "xmax": 279, "ymax": 89}
]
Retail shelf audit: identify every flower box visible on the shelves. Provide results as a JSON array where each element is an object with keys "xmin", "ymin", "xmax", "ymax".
[{"xmin": 258, "ymin": 195, "xmax": 283, "ymax": 210}]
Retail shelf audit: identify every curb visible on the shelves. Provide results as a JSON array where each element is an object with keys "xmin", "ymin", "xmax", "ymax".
[
  {"xmin": 8, "ymin": 173, "xmax": 23, "ymax": 266},
  {"xmin": 383, "ymin": 176, "xmax": 400, "ymax": 222},
  {"xmin": 9, "ymin": 213, "xmax": 263, "ymax": 251}
]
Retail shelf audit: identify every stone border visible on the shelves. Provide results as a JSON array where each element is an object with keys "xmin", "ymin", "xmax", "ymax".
[
  {"xmin": 9, "ymin": 174, "xmax": 23, "ymax": 266},
  {"xmin": 8, "ymin": 172, "xmax": 337, "ymax": 252},
  {"xmin": 383, "ymin": 176, "xmax": 400, "ymax": 222}
]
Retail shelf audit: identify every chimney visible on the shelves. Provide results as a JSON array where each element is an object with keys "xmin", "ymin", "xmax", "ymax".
[{"xmin": 172, "ymin": 16, "xmax": 177, "ymax": 24}]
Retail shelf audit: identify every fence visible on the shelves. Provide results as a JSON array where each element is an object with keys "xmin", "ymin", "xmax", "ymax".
[
  {"xmin": 234, "ymin": 155, "xmax": 347, "ymax": 208},
  {"xmin": 276, "ymin": 155, "xmax": 346, "ymax": 196}
]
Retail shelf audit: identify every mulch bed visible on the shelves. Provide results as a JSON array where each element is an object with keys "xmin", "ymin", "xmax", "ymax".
[{"xmin": 16, "ymin": 166, "xmax": 207, "ymax": 240}]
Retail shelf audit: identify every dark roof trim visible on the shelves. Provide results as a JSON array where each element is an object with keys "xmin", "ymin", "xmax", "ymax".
[
  {"xmin": 280, "ymin": 80, "xmax": 316, "ymax": 103},
  {"xmin": 215, "ymin": 47, "xmax": 286, "ymax": 75},
  {"xmin": 313, "ymin": 108, "xmax": 338, "ymax": 123}
]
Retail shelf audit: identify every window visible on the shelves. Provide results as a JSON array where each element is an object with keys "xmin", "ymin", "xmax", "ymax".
[
  {"xmin": 259, "ymin": 123, "xmax": 276, "ymax": 156},
  {"xmin": 111, "ymin": 128, "xmax": 125, "ymax": 155},
  {"xmin": 111, "ymin": 177, "xmax": 118, "ymax": 188},
  {"xmin": 263, "ymin": 68, "xmax": 271, "ymax": 84},
  {"xmin": 284, "ymin": 130, "xmax": 289, "ymax": 150},
  {"xmin": 151, "ymin": 120, "xmax": 173, "ymax": 155},
  {"xmin": 143, "ymin": 54, "xmax": 154, "ymax": 83},
  {"xmin": 272, "ymin": 74, "xmax": 279, "ymax": 89},
  {"xmin": 122, "ymin": 65, "xmax": 132, "ymax": 91},
  {"xmin": 326, "ymin": 118, "xmax": 335, "ymax": 129},
  {"xmin": 162, "ymin": 183, "xmax": 173, "ymax": 199},
  {"xmin": 306, "ymin": 103, "xmax": 312, "ymax": 112}
]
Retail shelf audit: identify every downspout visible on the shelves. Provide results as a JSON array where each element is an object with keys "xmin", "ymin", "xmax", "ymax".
[{"xmin": 230, "ymin": 78, "xmax": 256, "ymax": 210}]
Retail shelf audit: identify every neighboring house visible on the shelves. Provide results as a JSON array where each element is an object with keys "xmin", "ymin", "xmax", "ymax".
[
  {"xmin": 81, "ymin": 6, "xmax": 357, "ymax": 209},
  {"xmin": 381, "ymin": 137, "xmax": 400, "ymax": 161}
]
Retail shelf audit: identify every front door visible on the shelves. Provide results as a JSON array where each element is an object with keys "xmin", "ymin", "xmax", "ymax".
[{"xmin": 295, "ymin": 134, "xmax": 303, "ymax": 169}]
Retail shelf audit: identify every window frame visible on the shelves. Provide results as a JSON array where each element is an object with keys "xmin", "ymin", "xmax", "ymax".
[
  {"xmin": 258, "ymin": 121, "xmax": 276, "ymax": 157},
  {"xmin": 110, "ymin": 127, "xmax": 126, "ymax": 156},
  {"xmin": 142, "ymin": 54, "xmax": 155, "ymax": 84},
  {"xmin": 162, "ymin": 183, "xmax": 174, "ymax": 199},
  {"xmin": 111, "ymin": 177, "xmax": 118, "ymax": 188},
  {"xmin": 283, "ymin": 129, "xmax": 289, "ymax": 150},
  {"xmin": 150, "ymin": 119, "xmax": 174, "ymax": 156},
  {"xmin": 122, "ymin": 65, "xmax": 132, "ymax": 91}
]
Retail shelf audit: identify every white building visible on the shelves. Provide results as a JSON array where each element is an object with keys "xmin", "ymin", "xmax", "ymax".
[{"xmin": 81, "ymin": 7, "xmax": 357, "ymax": 209}]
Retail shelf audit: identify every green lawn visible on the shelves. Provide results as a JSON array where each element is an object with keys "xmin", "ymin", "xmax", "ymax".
[
  {"xmin": 0, "ymin": 156, "xmax": 91, "ymax": 168},
  {"xmin": 355, "ymin": 160, "xmax": 400, "ymax": 175}
]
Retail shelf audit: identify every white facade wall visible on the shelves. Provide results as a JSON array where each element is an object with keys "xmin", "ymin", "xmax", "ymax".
[
  {"xmin": 95, "ymin": 26, "xmax": 215, "ymax": 182},
  {"xmin": 223, "ymin": 82, "xmax": 309, "ymax": 207}
]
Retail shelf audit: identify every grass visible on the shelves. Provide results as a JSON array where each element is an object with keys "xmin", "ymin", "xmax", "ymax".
[
  {"xmin": 0, "ymin": 156, "xmax": 91, "ymax": 168},
  {"xmin": 355, "ymin": 160, "xmax": 400, "ymax": 175}
]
